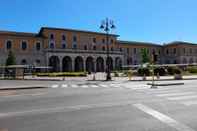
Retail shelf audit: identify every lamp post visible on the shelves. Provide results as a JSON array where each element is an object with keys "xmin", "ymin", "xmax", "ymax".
[{"xmin": 100, "ymin": 18, "xmax": 116, "ymax": 81}]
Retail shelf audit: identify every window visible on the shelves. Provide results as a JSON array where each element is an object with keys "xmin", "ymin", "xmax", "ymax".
[
  {"xmin": 93, "ymin": 38, "xmax": 96, "ymax": 43},
  {"xmin": 173, "ymin": 48, "xmax": 176, "ymax": 54},
  {"xmin": 73, "ymin": 44, "xmax": 77, "ymax": 49},
  {"xmin": 111, "ymin": 39, "xmax": 114, "ymax": 44},
  {"xmin": 190, "ymin": 48, "xmax": 192, "ymax": 54},
  {"xmin": 62, "ymin": 35, "xmax": 66, "ymax": 41},
  {"xmin": 50, "ymin": 43, "xmax": 54, "ymax": 49},
  {"xmin": 127, "ymin": 48, "xmax": 129, "ymax": 53},
  {"xmin": 6, "ymin": 40, "xmax": 12, "ymax": 50},
  {"xmin": 93, "ymin": 46, "xmax": 96, "ymax": 50},
  {"xmin": 120, "ymin": 48, "xmax": 122, "ymax": 52},
  {"xmin": 50, "ymin": 34, "xmax": 54, "ymax": 39},
  {"xmin": 102, "ymin": 39, "xmax": 105, "ymax": 43},
  {"xmin": 102, "ymin": 46, "xmax": 105, "ymax": 51},
  {"xmin": 134, "ymin": 48, "xmax": 137, "ymax": 54},
  {"xmin": 62, "ymin": 43, "xmax": 66, "ymax": 49},
  {"xmin": 73, "ymin": 36, "xmax": 77, "ymax": 42},
  {"xmin": 21, "ymin": 41, "xmax": 27, "ymax": 50},
  {"xmin": 36, "ymin": 42, "xmax": 41, "ymax": 51},
  {"xmin": 84, "ymin": 45, "xmax": 87, "ymax": 50},
  {"xmin": 166, "ymin": 49, "xmax": 169, "ymax": 54},
  {"xmin": 36, "ymin": 59, "xmax": 41, "ymax": 64},
  {"xmin": 21, "ymin": 59, "xmax": 27, "ymax": 65},
  {"xmin": 183, "ymin": 48, "xmax": 186, "ymax": 54}
]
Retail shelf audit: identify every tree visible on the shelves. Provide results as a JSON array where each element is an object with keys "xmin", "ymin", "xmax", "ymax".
[
  {"xmin": 141, "ymin": 48, "xmax": 150, "ymax": 64},
  {"xmin": 6, "ymin": 51, "xmax": 16, "ymax": 66}
]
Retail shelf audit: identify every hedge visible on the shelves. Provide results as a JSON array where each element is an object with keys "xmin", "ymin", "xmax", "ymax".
[
  {"xmin": 137, "ymin": 68, "xmax": 150, "ymax": 76},
  {"xmin": 187, "ymin": 67, "xmax": 197, "ymax": 73},
  {"xmin": 35, "ymin": 72, "xmax": 87, "ymax": 77}
]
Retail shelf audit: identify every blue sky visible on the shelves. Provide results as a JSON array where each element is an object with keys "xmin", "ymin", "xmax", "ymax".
[{"xmin": 1, "ymin": 0, "xmax": 197, "ymax": 44}]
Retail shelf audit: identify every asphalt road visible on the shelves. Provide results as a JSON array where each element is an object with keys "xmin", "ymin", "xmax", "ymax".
[{"xmin": 0, "ymin": 80, "xmax": 197, "ymax": 131}]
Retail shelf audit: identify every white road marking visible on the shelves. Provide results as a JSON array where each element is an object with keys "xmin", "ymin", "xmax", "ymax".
[
  {"xmin": 100, "ymin": 84, "xmax": 108, "ymax": 88},
  {"xmin": 71, "ymin": 84, "xmax": 78, "ymax": 88},
  {"xmin": 156, "ymin": 92, "xmax": 196, "ymax": 97},
  {"xmin": 182, "ymin": 100, "xmax": 197, "ymax": 106},
  {"xmin": 133, "ymin": 103, "xmax": 195, "ymax": 131},
  {"xmin": 61, "ymin": 84, "xmax": 68, "ymax": 88},
  {"xmin": 90, "ymin": 85, "xmax": 99, "ymax": 88},
  {"xmin": 167, "ymin": 95, "xmax": 197, "ymax": 100},
  {"xmin": 81, "ymin": 85, "xmax": 89, "ymax": 88},
  {"xmin": 51, "ymin": 84, "xmax": 59, "ymax": 88}
]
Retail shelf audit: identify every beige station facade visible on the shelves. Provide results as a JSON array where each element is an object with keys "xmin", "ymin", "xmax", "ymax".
[{"xmin": 0, "ymin": 27, "xmax": 197, "ymax": 72}]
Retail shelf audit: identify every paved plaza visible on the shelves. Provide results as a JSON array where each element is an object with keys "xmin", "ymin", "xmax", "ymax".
[{"xmin": 0, "ymin": 78, "xmax": 197, "ymax": 130}]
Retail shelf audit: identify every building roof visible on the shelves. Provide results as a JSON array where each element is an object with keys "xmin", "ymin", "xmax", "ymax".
[
  {"xmin": 164, "ymin": 41, "xmax": 197, "ymax": 46},
  {"xmin": 39, "ymin": 27, "xmax": 119, "ymax": 37},
  {"xmin": 118, "ymin": 40, "xmax": 161, "ymax": 47},
  {"xmin": 0, "ymin": 30, "xmax": 41, "ymax": 38}
]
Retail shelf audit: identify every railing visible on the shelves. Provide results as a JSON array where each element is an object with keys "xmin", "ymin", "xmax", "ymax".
[{"xmin": 43, "ymin": 48, "xmax": 123, "ymax": 55}]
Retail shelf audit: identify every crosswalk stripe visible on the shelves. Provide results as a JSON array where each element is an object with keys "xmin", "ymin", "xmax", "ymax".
[
  {"xmin": 51, "ymin": 84, "xmax": 59, "ymax": 88},
  {"xmin": 81, "ymin": 85, "xmax": 89, "ymax": 88},
  {"xmin": 167, "ymin": 95, "xmax": 197, "ymax": 100},
  {"xmin": 71, "ymin": 84, "xmax": 78, "ymax": 88},
  {"xmin": 61, "ymin": 84, "xmax": 68, "ymax": 88},
  {"xmin": 100, "ymin": 84, "xmax": 108, "ymax": 88},
  {"xmin": 182, "ymin": 100, "xmax": 197, "ymax": 106},
  {"xmin": 156, "ymin": 92, "xmax": 195, "ymax": 97},
  {"xmin": 90, "ymin": 85, "xmax": 99, "ymax": 88}
]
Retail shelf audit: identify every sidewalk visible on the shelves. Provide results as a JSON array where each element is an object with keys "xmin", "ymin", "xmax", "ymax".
[{"xmin": 22, "ymin": 74, "xmax": 197, "ymax": 81}]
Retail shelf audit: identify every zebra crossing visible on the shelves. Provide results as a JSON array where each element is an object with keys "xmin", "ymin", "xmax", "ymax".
[
  {"xmin": 50, "ymin": 83, "xmax": 151, "ymax": 90},
  {"xmin": 146, "ymin": 86, "xmax": 197, "ymax": 106}
]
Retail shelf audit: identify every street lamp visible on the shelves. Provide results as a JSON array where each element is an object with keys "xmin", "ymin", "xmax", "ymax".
[{"xmin": 100, "ymin": 18, "xmax": 116, "ymax": 81}]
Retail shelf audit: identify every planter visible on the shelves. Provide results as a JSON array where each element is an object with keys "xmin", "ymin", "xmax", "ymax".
[{"xmin": 174, "ymin": 74, "xmax": 183, "ymax": 80}]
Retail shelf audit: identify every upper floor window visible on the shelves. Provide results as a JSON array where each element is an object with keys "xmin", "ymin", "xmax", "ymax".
[
  {"xmin": 102, "ymin": 39, "xmax": 105, "ymax": 44},
  {"xmin": 50, "ymin": 34, "xmax": 54, "ymax": 40},
  {"xmin": 73, "ymin": 43, "xmax": 77, "ymax": 49},
  {"xmin": 111, "ymin": 39, "xmax": 114, "ymax": 44},
  {"xmin": 127, "ymin": 48, "xmax": 129, "ymax": 53},
  {"xmin": 62, "ymin": 35, "xmax": 66, "ymax": 41},
  {"xmin": 102, "ymin": 46, "xmax": 105, "ymax": 51},
  {"xmin": 6, "ymin": 40, "xmax": 12, "ymax": 50},
  {"xmin": 62, "ymin": 43, "xmax": 66, "ymax": 49},
  {"xmin": 93, "ymin": 46, "xmax": 96, "ymax": 50},
  {"xmin": 50, "ymin": 42, "xmax": 55, "ymax": 49},
  {"xmin": 21, "ymin": 59, "xmax": 27, "ymax": 65},
  {"xmin": 84, "ymin": 45, "xmax": 87, "ymax": 50},
  {"xmin": 36, "ymin": 42, "xmax": 41, "ymax": 51},
  {"xmin": 21, "ymin": 41, "xmax": 27, "ymax": 50},
  {"xmin": 166, "ymin": 49, "xmax": 169, "ymax": 54},
  {"xmin": 36, "ymin": 59, "xmax": 41, "ymax": 64},
  {"xmin": 93, "ymin": 38, "xmax": 96, "ymax": 43},
  {"xmin": 183, "ymin": 48, "xmax": 186, "ymax": 54},
  {"xmin": 134, "ymin": 48, "xmax": 137, "ymax": 54},
  {"xmin": 73, "ymin": 36, "xmax": 77, "ymax": 42},
  {"xmin": 173, "ymin": 48, "xmax": 176, "ymax": 54},
  {"xmin": 190, "ymin": 48, "xmax": 192, "ymax": 54}
]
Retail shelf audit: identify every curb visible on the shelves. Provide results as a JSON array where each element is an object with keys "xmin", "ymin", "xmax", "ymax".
[
  {"xmin": 0, "ymin": 86, "xmax": 48, "ymax": 91},
  {"xmin": 147, "ymin": 83, "xmax": 184, "ymax": 86}
]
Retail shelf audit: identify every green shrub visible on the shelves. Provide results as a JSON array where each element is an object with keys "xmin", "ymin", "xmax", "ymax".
[
  {"xmin": 36, "ymin": 72, "xmax": 87, "ymax": 77},
  {"xmin": 174, "ymin": 68, "xmax": 182, "ymax": 74},
  {"xmin": 137, "ymin": 68, "xmax": 150, "ymax": 76},
  {"xmin": 167, "ymin": 67, "xmax": 175, "ymax": 75},
  {"xmin": 187, "ymin": 67, "xmax": 197, "ymax": 73},
  {"xmin": 154, "ymin": 67, "xmax": 166, "ymax": 76}
]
